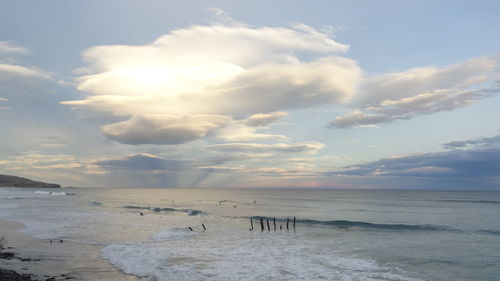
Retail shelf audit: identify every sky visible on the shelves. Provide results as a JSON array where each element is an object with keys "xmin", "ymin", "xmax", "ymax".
[{"xmin": 0, "ymin": 0, "xmax": 499, "ymax": 189}]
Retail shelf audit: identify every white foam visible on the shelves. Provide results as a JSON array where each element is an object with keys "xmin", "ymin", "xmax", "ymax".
[
  {"xmin": 102, "ymin": 243, "xmax": 164, "ymax": 278},
  {"xmin": 50, "ymin": 192, "xmax": 66, "ymax": 196},
  {"xmin": 34, "ymin": 190, "xmax": 66, "ymax": 196},
  {"xmin": 35, "ymin": 190, "xmax": 51, "ymax": 195},
  {"xmin": 101, "ymin": 230, "xmax": 425, "ymax": 281}
]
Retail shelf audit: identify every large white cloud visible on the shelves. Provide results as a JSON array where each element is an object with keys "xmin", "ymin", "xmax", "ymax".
[
  {"xmin": 69, "ymin": 56, "xmax": 360, "ymax": 116},
  {"xmin": 63, "ymin": 21, "xmax": 361, "ymax": 144}
]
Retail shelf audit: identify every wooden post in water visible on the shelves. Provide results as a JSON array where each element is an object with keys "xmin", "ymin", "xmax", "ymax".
[
  {"xmin": 266, "ymin": 219, "xmax": 270, "ymax": 231},
  {"xmin": 286, "ymin": 218, "xmax": 289, "ymax": 230},
  {"xmin": 202, "ymin": 224, "xmax": 207, "ymax": 231},
  {"xmin": 280, "ymin": 225, "xmax": 283, "ymax": 231},
  {"xmin": 293, "ymin": 217, "xmax": 296, "ymax": 230},
  {"xmin": 273, "ymin": 217, "xmax": 276, "ymax": 231},
  {"xmin": 250, "ymin": 218, "xmax": 254, "ymax": 231},
  {"xmin": 260, "ymin": 218, "xmax": 264, "ymax": 232}
]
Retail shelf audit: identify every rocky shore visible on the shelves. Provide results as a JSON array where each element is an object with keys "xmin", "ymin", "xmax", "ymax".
[
  {"xmin": 0, "ymin": 268, "xmax": 33, "ymax": 281},
  {"xmin": 0, "ymin": 236, "xmax": 73, "ymax": 281},
  {"xmin": 0, "ymin": 218, "xmax": 137, "ymax": 281},
  {"xmin": 0, "ymin": 235, "xmax": 64, "ymax": 281}
]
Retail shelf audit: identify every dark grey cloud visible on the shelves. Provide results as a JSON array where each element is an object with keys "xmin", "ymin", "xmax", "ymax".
[
  {"xmin": 443, "ymin": 134, "xmax": 500, "ymax": 149},
  {"xmin": 93, "ymin": 153, "xmax": 187, "ymax": 171},
  {"xmin": 337, "ymin": 149, "xmax": 500, "ymax": 178},
  {"xmin": 331, "ymin": 135, "xmax": 500, "ymax": 188},
  {"xmin": 192, "ymin": 154, "xmax": 250, "ymax": 166}
]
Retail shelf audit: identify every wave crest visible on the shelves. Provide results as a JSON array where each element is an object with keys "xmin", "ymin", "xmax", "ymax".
[
  {"xmin": 244, "ymin": 216, "xmax": 449, "ymax": 231},
  {"xmin": 123, "ymin": 205, "xmax": 206, "ymax": 216}
]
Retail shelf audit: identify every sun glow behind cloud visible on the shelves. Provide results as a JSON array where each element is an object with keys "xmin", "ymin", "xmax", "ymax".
[
  {"xmin": 78, "ymin": 63, "xmax": 245, "ymax": 99},
  {"xmin": 63, "ymin": 20, "xmax": 361, "ymax": 147}
]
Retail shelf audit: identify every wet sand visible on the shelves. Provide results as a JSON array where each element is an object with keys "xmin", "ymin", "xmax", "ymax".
[{"xmin": 0, "ymin": 218, "xmax": 138, "ymax": 281}]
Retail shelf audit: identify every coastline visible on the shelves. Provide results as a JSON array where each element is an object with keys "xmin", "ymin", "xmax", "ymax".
[{"xmin": 0, "ymin": 218, "xmax": 137, "ymax": 281}]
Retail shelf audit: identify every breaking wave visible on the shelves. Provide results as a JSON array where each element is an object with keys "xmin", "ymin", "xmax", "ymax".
[
  {"xmin": 242, "ymin": 216, "xmax": 450, "ymax": 231},
  {"xmin": 123, "ymin": 205, "xmax": 206, "ymax": 216},
  {"xmin": 435, "ymin": 199, "xmax": 500, "ymax": 205}
]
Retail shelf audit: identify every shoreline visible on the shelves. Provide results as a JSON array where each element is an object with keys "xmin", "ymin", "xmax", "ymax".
[{"xmin": 0, "ymin": 218, "xmax": 138, "ymax": 281}]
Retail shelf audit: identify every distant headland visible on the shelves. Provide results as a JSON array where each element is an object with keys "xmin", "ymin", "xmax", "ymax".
[{"xmin": 0, "ymin": 174, "xmax": 61, "ymax": 188}]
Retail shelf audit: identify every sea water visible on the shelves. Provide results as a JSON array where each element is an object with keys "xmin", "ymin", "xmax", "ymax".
[{"xmin": 0, "ymin": 187, "xmax": 499, "ymax": 281}]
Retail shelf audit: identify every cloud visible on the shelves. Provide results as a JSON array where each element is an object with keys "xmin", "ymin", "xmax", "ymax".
[
  {"xmin": 208, "ymin": 141, "xmax": 324, "ymax": 154},
  {"xmin": 216, "ymin": 124, "xmax": 286, "ymax": 141},
  {"xmin": 0, "ymin": 41, "xmax": 29, "ymax": 63},
  {"xmin": 333, "ymin": 134, "xmax": 500, "ymax": 181},
  {"xmin": 331, "ymin": 88, "xmax": 497, "ymax": 128},
  {"xmin": 359, "ymin": 55, "xmax": 499, "ymax": 105},
  {"xmin": 338, "ymin": 149, "xmax": 500, "ymax": 178},
  {"xmin": 331, "ymin": 55, "xmax": 500, "ymax": 128},
  {"xmin": 0, "ymin": 41, "xmax": 51, "ymax": 81},
  {"xmin": 0, "ymin": 64, "xmax": 52, "ymax": 80},
  {"xmin": 216, "ymin": 112, "xmax": 288, "ymax": 141},
  {"xmin": 0, "ymin": 153, "xmax": 77, "ymax": 167},
  {"xmin": 63, "ymin": 19, "xmax": 361, "ymax": 144},
  {"xmin": 331, "ymin": 111, "xmax": 390, "ymax": 129},
  {"xmin": 0, "ymin": 42, "xmax": 55, "ymax": 100},
  {"xmin": 101, "ymin": 114, "xmax": 231, "ymax": 145},
  {"xmin": 207, "ymin": 7, "xmax": 239, "ymax": 26},
  {"xmin": 67, "ymin": 58, "xmax": 360, "ymax": 116},
  {"xmin": 443, "ymin": 134, "xmax": 500, "ymax": 149},
  {"xmin": 92, "ymin": 153, "xmax": 187, "ymax": 171},
  {"xmin": 245, "ymin": 111, "xmax": 288, "ymax": 127},
  {"xmin": 198, "ymin": 165, "xmax": 317, "ymax": 177}
]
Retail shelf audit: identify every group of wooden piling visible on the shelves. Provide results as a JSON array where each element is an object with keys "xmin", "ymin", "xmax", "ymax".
[
  {"xmin": 187, "ymin": 218, "xmax": 296, "ymax": 233},
  {"xmin": 188, "ymin": 223, "xmax": 207, "ymax": 231},
  {"xmin": 250, "ymin": 217, "xmax": 296, "ymax": 232}
]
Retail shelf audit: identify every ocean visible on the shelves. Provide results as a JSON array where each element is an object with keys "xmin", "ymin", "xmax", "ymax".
[{"xmin": 0, "ymin": 187, "xmax": 499, "ymax": 281}]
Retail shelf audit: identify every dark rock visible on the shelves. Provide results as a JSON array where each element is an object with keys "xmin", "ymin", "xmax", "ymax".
[
  {"xmin": 0, "ymin": 174, "xmax": 60, "ymax": 188},
  {"xmin": 0, "ymin": 252, "xmax": 15, "ymax": 259},
  {"xmin": 0, "ymin": 268, "xmax": 33, "ymax": 281}
]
